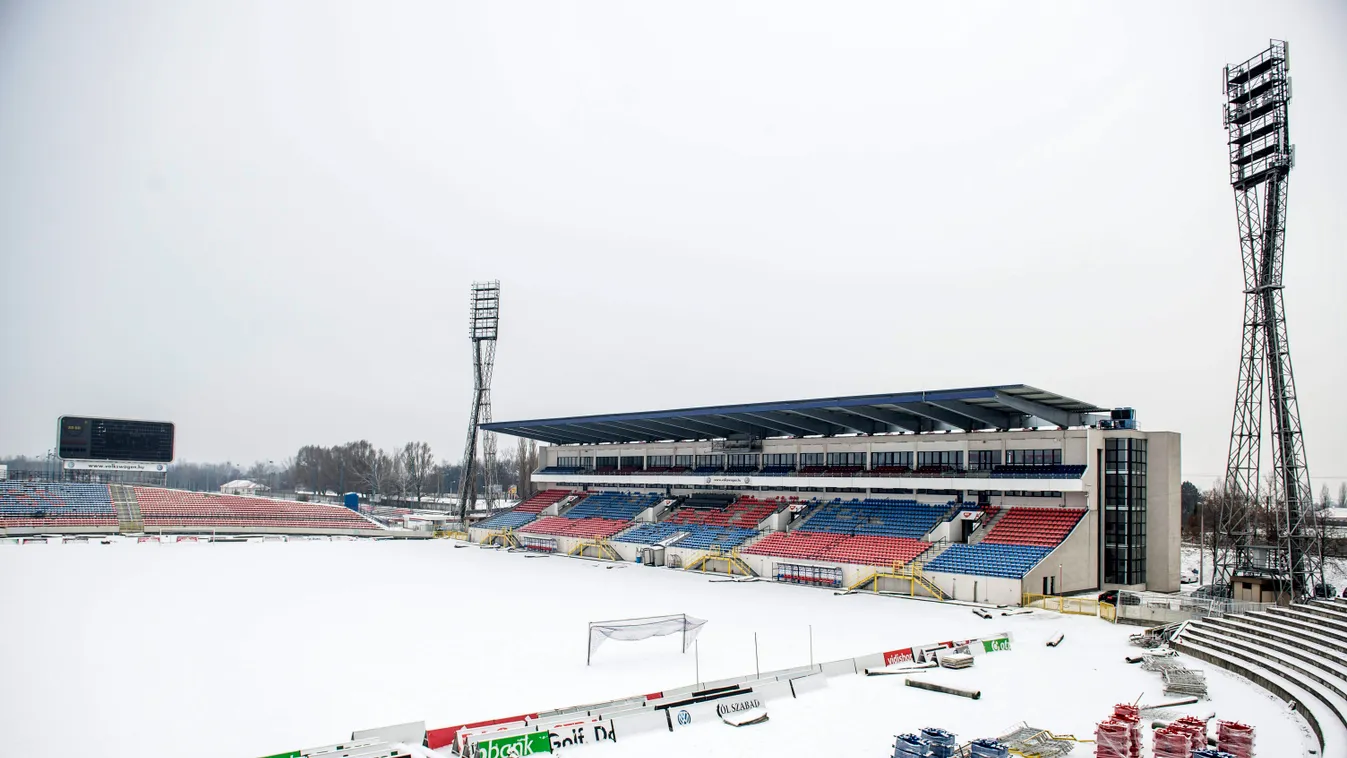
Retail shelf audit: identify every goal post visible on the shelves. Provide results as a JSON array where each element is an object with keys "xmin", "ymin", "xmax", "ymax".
[{"xmin": 586, "ymin": 614, "xmax": 707, "ymax": 665}]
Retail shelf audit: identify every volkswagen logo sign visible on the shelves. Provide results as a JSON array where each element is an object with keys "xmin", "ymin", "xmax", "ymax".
[{"xmin": 676, "ymin": 710, "xmax": 691, "ymax": 726}]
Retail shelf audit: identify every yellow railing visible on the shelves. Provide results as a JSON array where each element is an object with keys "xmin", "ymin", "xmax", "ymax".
[
  {"xmin": 1022, "ymin": 593, "xmax": 1106, "ymax": 617},
  {"xmin": 685, "ymin": 547, "xmax": 755, "ymax": 576},
  {"xmin": 849, "ymin": 561, "xmax": 947, "ymax": 600},
  {"xmin": 434, "ymin": 529, "xmax": 470, "ymax": 540},
  {"xmin": 569, "ymin": 537, "xmax": 621, "ymax": 561},
  {"xmin": 1099, "ymin": 602, "xmax": 1117, "ymax": 623}
]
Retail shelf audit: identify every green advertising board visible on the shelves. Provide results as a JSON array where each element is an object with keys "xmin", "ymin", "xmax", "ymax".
[
  {"xmin": 982, "ymin": 636, "xmax": 1011, "ymax": 653},
  {"xmin": 258, "ymin": 751, "xmax": 301, "ymax": 758},
  {"xmin": 475, "ymin": 731, "xmax": 552, "ymax": 757}
]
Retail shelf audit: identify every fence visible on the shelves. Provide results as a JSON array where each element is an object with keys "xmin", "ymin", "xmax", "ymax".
[
  {"xmin": 1113, "ymin": 591, "xmax": 1277, "ymax": 626},
  {"xmin": 1021, "ymin": 593, "xmax": 1104, "ymax": 617}
]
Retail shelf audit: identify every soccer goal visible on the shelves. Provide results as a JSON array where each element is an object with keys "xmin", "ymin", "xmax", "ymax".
[{"xmin": 587, "ymin": 614, "xmax": 707, "ymax": 665}]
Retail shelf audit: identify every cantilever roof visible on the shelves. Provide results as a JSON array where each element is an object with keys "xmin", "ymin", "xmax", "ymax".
[{"xmin": 482, "ymin": 384, "xmax": 1107, "ymax": 445}]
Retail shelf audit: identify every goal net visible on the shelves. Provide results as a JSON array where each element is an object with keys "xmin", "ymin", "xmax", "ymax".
[{"xmin": 587, "ymin": 614, "xmax": 707, "ymax": 664}]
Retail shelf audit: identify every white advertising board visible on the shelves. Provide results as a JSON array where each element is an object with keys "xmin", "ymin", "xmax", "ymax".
[{"xmin": 63, "ymin": 460, "xmax": 167, "ymax": 472}]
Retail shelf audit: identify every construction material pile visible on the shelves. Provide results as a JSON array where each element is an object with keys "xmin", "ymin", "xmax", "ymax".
[
  {"xmin": 968, "ymin": 738, "xmax": 1009, "ymax": 758},
  {"xmin": 893, "ymin": 734, "xmax": 931, "ymax": 757},
  {"xmin": 1141, "ymin": 652, "xmax": 1208, "ymax": 698},
  {"xmin": 991, "ymin": 723, "xmax": 1078, "ymax": 757},
  {"xmin": 939, "ymin": 653, "xmax": 975, "ymax": 670},
  {"xmin": 919, "ymin": 727, "xmax": 957, "ymax": 758},
  {"xmin": 1216, "ymin": 721, "xmax": 1254, "ymax": 758},
  {"xmin": 1155, "ymin": 715, "xmax": 1209, "ymax": 757},
  {"xmin": 1095, "ymin": 704, "xmax": 1142, "ymax": 758},
  {"xmin": 1191, "ymin": 750, "xmax": 1236, "ymax": 758}
]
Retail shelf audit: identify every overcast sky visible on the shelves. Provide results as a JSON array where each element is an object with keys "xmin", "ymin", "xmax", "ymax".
[{"xmin": 1, "ymin": 1, "xmax": 1344, "ymax": 490}]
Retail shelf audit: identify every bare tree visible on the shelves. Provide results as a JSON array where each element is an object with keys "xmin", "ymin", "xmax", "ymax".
[
  {"xmin": 1321, "ymin": 484, "xmax": 1333, "ymax": 511},
  {"xmin": 1339, "ymin": 482, "xmax": 1347, "ymax": 509},
  {"xmin": 402, "ymin": 441, "xmax": 435, "ymax": 504}
]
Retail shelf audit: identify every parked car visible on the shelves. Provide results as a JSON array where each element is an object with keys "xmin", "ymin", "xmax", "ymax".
[
  {"xmin": 1191, "ymin": 583, "xmax": 1233, "ymax": 600},
  {"xmin": 1313, "ymin": 583, "xmax": 1338, "ymax": 599},
  {"xmin": 1097, "ymin": 589, "xmax": 1141, "ymax": 606}
]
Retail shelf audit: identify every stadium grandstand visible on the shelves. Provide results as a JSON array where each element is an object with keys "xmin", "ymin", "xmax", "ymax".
[
  {"xmin": 0, "ymin": 481, "xmax": 384, "ymax": 537},
  {"xmin": 475, "ymin": 384, "xmax": 1180, "ymax": 604}
]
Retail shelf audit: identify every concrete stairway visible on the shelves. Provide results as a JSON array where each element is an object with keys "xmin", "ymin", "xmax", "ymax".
[
  {"xmin": 109, "ymin": 484, "xmax": 143, "ymax": 533},
  {"xmin": 1172, "ymin": 599, "xmax": 1347, "ymax": 755},
  {"xmin": 966, "ymin": 509, "xmax": 1007, "ymax": 545}
]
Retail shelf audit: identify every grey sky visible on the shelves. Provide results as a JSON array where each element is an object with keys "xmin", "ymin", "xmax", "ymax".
[{"xmin": 1, "ymin": 2, "xmax": 1344, "ymax": 490}]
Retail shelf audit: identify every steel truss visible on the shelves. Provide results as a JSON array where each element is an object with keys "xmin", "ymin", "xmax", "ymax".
[
  {"xmin": 1215, "ymin": 40, "xmax": 1322, "ymax": 598},
  {"xmin": 458, "ymin": 281, "xmax": 501, "ymax": 522}
]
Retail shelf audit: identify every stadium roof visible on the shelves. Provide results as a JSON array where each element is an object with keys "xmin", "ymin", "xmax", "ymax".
[{"xmin": 482, "ymin": 384, "xmax": 1108, "ymax": 445}]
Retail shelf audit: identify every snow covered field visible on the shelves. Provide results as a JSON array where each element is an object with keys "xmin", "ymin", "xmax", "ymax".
[{"xmin": 0, "ymin": 541, "xmax": 1315, "ymax": 757}]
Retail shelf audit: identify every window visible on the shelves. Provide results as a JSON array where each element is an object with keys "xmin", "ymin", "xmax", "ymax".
[
  {"xmin": 1104, "ymin": 438, "xmax": 1147, "ymax": 585},
  {"xmin": 726, "ymin": 454, "xmax": 759, "ymax": 469},
  {"xmin": 674, "ymin": 455, "xmax": 693, "ymax": 468},
  {"xmin": 619, "ymin": 456, "xmax": 643, "ymax": 470},
  {"xmin": 763, "ymin": 454, "xmax": 796, "ymax": 467},
  {"xmin": 581, "ymin": 457, "xmax": 593, "ymax": 470},
  {"xmin": 647, "ymin": 455, "xmax": 673, "ymax": 468},
  {"xmin": 799, "ymin": 453, "xmax": 824, "ymax": 467},
  {"xmin": 594, "ymin": 456, "xmax": 618, "ymax": 469},
  {"xmin": 694, "ymin": 455, "xmax": 723, "ymax": 469},
  {"xmin": 826, "ymin": 452, "xmax": 865, "ymax": 467},
  {"xmin": 917, "ymin": 451, "xmax": 963, "ymax": 468},
  {"xmin": 1005, "ymin": 449, "xmax": 1062, "ymax": 466},
  {"xmin": 1003, "ymin": 490, "xmax": 1063, "ymax": 498},
  {"xmin": 870, "ymin": 451, "xmax": 913, "ymax": 468},
  {"xmin": 968, "ymin": 450, "xmax": 1001, "ymax": 469}
]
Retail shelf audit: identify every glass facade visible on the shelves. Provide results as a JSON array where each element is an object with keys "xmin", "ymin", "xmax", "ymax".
[
  {"xmin": 674, "ymin": 455, "xmax": 693, "ymax": 468},
  {"xmin": 726, "ymin": 454, "xmax": 759, "ymax": 469},
  {"xmin": 594, "ymin": 456, "xmax": 618, "ymax": 469},
  {"xmin": 647, "ymin": 455, "xmax": 673, "ymax": 468},
  {"xmin": 619, "ymin": 456, "xmax": 643, "ymax": 470},
  {"xmin": 1005, "ymin": 449, "xmax": 1063, "ymax": 466},
  {"xmin": 968, "ymin": 450, "xmax": 1001, "ymax": 470},
  {"xmin": 826, "ymin": 452, "xmax": 865, "ymax": 467},
  {"xmin": 694, "ymin": 455, "xmax": 723, "ymax": 469},
  {"xmin": 799, "ymin": 453, "xmax": 825, "ymax": 467},
  {"xmin": 762, "ymin": 453, "xmax": 796, "ymax": 467},
  {"xmin": 1104, "ymin": 438, "xmax": 1147, "ymax": 585},
  {"xmin": 917, "ymin": 450, "xmax": 963, "ymax": 469},
  {"xmin": 870, "ymin": 451, "xmax": 913, "ymax": 468}
]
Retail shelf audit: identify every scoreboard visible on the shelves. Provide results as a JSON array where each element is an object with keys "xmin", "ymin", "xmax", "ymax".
[{"xmin": 58, "ymin": 417, "xmax": 175, "ymax": 463}]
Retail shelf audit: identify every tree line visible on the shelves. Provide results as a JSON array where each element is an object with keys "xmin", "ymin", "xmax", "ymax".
[{"xmin": 3, "ymin": 436, "xmax": 544, "ymax": 507}]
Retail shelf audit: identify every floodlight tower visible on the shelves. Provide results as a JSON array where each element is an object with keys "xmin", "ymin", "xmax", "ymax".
[
  {"xmin": 457, "ymin": 281, "xmax": 501, "ymax": 522},
  {"xmin": 1215, "ymin": 40, "xmax": 1321, "ymax": 598}
]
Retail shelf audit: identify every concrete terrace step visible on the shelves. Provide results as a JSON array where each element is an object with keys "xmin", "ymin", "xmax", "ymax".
[
  {"xmin": 1180, "ymin": 624, "xmax": 1347, "ymax": 745},
  {"xmin": 1233, "ymin": 612, "xmax": 1347, "ymax": 659},
  {"xmin": 1172, "ymin": 634, "xmax": 1347, "ymax": 754},
  {"xmin": 1297, "ymin": 601, "xmax": 1347, "ymax": 626},
  {"xmin": 1190, "ymin": 619, "xmax": 1347, "ymax": 695},
  {"xmin": 1267, "ymin": 607, "xmax": 1347, "ymax": 643}
]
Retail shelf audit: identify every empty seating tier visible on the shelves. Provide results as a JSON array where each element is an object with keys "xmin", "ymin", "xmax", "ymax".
[
  {"xmin": 513, "ymin": 490, "xmax": 573, "ymax": 514},
  {"xmin": 563, "ymin": 491, "xmax": 663, "ymax": 521},
  {"xmin": 980, "ymin": 507, "xmax": 1085, "ymax": 548},
  {"xmin": 134, "ymin": 488, "xmax": 379, "ymax": 530},
  {"xmin": 0, "ymin": 483, "xmax": 117, "ymax": 528},
  {"xmin": 666, "ymin": 496, "xmax": 781, "ymax": 529},
  {"xmin": 475, "ymin": 511, "xmax": 537, "ymax": 531},
  {"xmin": 821, "ymin": 535, "xmax": 931, "ymax": 567},
  {"xmin": 519, "ymin": 516, "xmax": 630, "ymax": 540},
  {"xmin": 797, "ymin": 498, "xmax": 950, "ymax": 539},
  {"xmin": 614, "ymin": 523, "xmax": 759, "ymax": 551},
  {"xmin": 742, "ymin": 531, "xmax": 843, "ymax": 560},
  {"xmin": 923, "ymin": 543, "xmax": 1050, "ymax": 578}
]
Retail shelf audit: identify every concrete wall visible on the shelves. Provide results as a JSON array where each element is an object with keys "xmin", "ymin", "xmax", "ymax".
[
  {"xmin": 922, "ymin": 571, "xmax": 1021, "ymax": 605},
  {"xmin": 1023, "ymin": 510, "xmax": 1098, "ymax": 596},
  {"xmin": 1145, "ymin": 431, "xmax": 1182, "ymax": 593}
]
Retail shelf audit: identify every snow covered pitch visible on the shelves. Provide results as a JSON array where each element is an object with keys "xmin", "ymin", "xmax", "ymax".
[{"xmin": 0, "ymin": 540, "xmax": 1315, "ymax": 757}]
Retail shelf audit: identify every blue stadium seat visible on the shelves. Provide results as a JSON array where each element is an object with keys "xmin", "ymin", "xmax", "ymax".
[
  {"xmin": 923, "ymin": 543, "xmax": 1051, "ymax": 579},
  {"xmin": 475, "ymin": 511, "xmax": 538, "ymax": 531},
  {"xmin": 563, "ymin": 491, "xmax": 663, "ymax": 521},
  {"xmin": 796, "ymin": 498, "xmax": 950, "ymax": 539}
]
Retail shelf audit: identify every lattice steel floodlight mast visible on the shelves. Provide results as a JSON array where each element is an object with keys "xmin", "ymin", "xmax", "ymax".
[
  {"xmin": 1215, "ymin": 40, "xmax": 1321, "ymax": 598},
  {"xmin": 457, "ymin": 281, "xmax": 500, "ymax": 523}
]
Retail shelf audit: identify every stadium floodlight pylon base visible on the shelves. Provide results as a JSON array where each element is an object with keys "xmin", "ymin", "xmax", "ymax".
[{"xmin": 1215, "ymin": 39, "xmax": 1323, "ymax": 600}]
